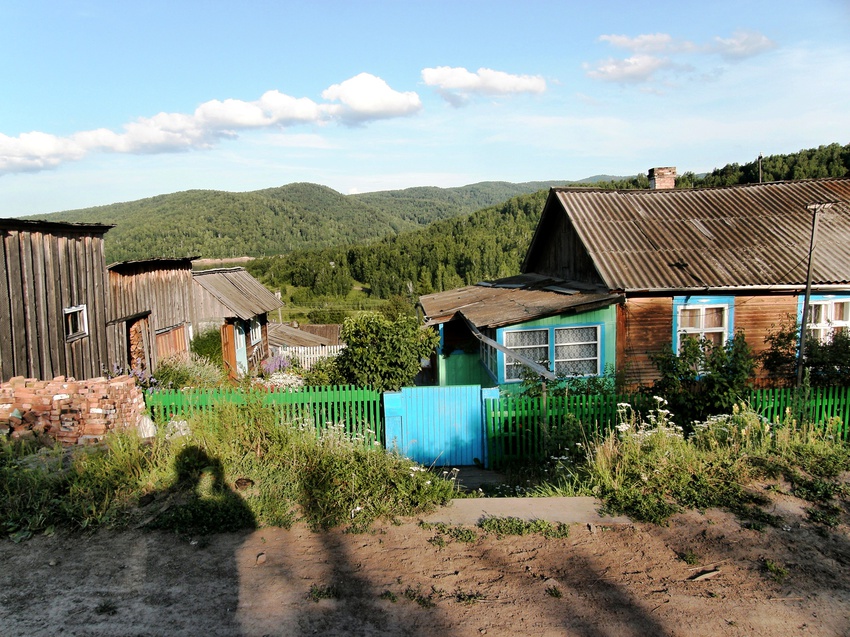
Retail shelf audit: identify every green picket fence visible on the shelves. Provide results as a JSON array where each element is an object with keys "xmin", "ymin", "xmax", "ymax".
[
  {"xmin": 145, "ymin": 385, "xmax": 383, "ymax": 444},
  {"xmin": 485, "ymin": 393, "xmax": 657, "ymax": 469},
  {"xmin": 485, "ymin": 387, "xmax": 850, "ymax": 469}
]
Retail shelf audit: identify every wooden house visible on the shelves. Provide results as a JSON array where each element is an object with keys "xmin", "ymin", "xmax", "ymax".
[
  {"xmin": 191, "ymin": 268, "xmax": 283, "ymax": 378},
  {"xmin": 0, "ymin": 218, "xmax": 113, "ymax": 382},
  {"xmin": 420, "ymin": 174, "xmax": 850, "ymax": 388},
  {"xmin": 106, "ymin": 257, "xmax": 195, "ymax": 375}
]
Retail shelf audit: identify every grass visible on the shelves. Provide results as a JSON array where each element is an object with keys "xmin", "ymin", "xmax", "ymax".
[
  {"xmin": 520, "ymin": 400, "xmax": 850, "ymax": 527},
  {"xmin": 307, "ymin": 583, "xmax": 339, "ymax": 602},
  {"xmin": 478, "ymin": 516, "xmax": 570, "ymax": 538},
  {"xmin": 763, "ymin": 559, "xmax": 789, "ymax": 583},
  {"xmin": 0, "ymin": 399, "xmax": 456, "ymax": 538}
]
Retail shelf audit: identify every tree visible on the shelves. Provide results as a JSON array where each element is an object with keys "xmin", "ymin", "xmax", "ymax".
[{"xmin": 334, "ymin": 313, "xmax": 440, "ymax": 392}]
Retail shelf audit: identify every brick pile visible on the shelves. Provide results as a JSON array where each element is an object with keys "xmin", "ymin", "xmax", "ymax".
[{"xmin": 0, "ymin": 375, "xmax": 145, "ymax": 445}]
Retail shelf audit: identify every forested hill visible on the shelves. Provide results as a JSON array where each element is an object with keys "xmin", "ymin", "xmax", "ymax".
[{"xmin": 27, "ymin": 180, "xmax": 575, "ymax": 263}]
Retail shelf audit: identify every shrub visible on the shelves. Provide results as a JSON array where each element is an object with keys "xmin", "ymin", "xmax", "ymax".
[
  {"xmin": 154, "ymin": 352, "xmax": 225, "ymax": 389},
  {"xmin": 334, "ymin": 313, "xmax": 439, "ymax": 392},
  {"xmin": 190, "ymin": 328, "xmax": 224, "ymax": 368}
]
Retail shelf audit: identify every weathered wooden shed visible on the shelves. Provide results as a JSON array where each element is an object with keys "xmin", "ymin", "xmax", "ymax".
[
  {"xmin": 191, "ymin": 268, "xmax": 283, "ymax": 378},
  {"xmin": 0, "ymin": 218, "xmax": 113, "ymax": 382},
  {"xmin": 106, "ymin": 257, "xmax": 195, "ymax": 375}
]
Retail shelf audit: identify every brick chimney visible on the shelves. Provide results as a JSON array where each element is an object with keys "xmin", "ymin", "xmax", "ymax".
[{"xmin": 648, "ymin": 166, "xmax": 677, "ymax": 190}]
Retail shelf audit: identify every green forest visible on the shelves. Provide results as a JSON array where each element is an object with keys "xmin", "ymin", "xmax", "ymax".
[{"xmin": 29, "ymin": 180, "xmax": 574, "ymax": 263}]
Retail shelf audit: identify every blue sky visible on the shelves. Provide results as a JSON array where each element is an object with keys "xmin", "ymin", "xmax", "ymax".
[{"xmin": 2, "ymin": 0, "xmax": 849, "ymax": 215}]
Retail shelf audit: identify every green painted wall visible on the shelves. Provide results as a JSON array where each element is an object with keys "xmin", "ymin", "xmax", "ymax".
[{"xmin": 438, "ymin": 350, "xmax": 497, "ymax": 387}]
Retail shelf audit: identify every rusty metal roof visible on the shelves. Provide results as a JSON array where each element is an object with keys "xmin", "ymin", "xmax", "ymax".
[
  {"xmin": 419, "ymin": 275, "xmax": 622, "ymax": 329},
  {"xmin": 192, "ymin": 268, "xmax": 282, "ymax": 320},
  {"xmin": 267, "ymin": 322, "xmax": 332, "ymax": 348},
  {"xmin": 524, "ymin": 178, "xmax": 850, "ymax": 292}
]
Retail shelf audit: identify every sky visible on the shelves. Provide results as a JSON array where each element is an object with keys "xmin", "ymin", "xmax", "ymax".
[{"xmin": 1, "ymin": 0, "xmax": 849, "ymax": 216}]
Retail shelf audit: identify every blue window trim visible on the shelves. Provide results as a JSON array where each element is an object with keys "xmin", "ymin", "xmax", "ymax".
[
  {"xmin": 496, "ymin": 322, "xmax": 606, "ymax": 384},
  {"xmin": 672, "ymin": 295, "xmax": 735, "ymax": 351}
]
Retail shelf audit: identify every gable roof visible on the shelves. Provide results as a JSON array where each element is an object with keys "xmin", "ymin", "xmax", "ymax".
[
  {"xmin": 419, "ymin": 274, "xmax": 622, "ymax": 329},
  {"xmin": 192, "ymin": 268, "xmax": 282, "ymax": 320},
  {"xmin": 523, "ymin": 178, "xmax": 850, "ymax": 293}
]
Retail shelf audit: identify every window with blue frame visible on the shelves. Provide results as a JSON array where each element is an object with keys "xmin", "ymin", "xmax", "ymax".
[
  {"xmin": 502, "ymin": 324, "xmax": 602, "ymax": 381},
  {"xmin": 673, "ymin": 296, "xmax": 735, "ymax": 351},
  {"xmin": 801, "ymin": 295, "xmax": 850, "ymax": 343}
]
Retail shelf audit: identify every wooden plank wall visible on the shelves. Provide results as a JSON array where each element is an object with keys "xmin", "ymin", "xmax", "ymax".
[
  {"xmin": 107, "ymin": 264, "xmax": 193, "ymax": 372},
  {"xmin": 617, "ymin": 297, "xmax": 674, "ymax": 388},
  {"xmin": 0, "ymin": 228, "xmax": 109, "ymax": 382}
]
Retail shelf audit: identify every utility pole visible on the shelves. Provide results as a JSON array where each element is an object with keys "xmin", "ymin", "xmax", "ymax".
[
  {"xmin": 758, "ymin": 153, "xmax": 763, "ymax": 183},
  {"xmin": 796, "ymin": 203, "xmax": 834, "ymax": 387}
]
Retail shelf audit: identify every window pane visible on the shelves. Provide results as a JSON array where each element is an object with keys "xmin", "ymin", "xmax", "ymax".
[
  {"xmin": 505, "ymin": 329, "xmax": 547, "ymax": 348},
  {"xmin": 810, "ymin": 303, "xmax": 827, "ymax": 325},
  {"xmin": 556, "ymin": 359, "xmax": 597, "ymax": 376},
  {"xmin": 680, "ymin": 308, "xmax": 701, "ymax": 329},
  {"xmin": 704, "ymin": 307, "xmax": 725, "ymax": 329},
  {"xmin": 704, "ymin": 332, "xmax": 723, "ymax": 347},
  {"xmin": 556, "ymin": 343, "xmax": 597, "ymax": 360},
  {"xmin": 555, "ymin": 327, "xmax": 596, "ymax": 344},
  {"xmin": 834, "ymin": 302, "xmax": 850, "ymax": 322}
]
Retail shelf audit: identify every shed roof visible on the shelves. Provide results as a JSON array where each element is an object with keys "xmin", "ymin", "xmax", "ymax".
[
  {"xmin": 523, "ymin": 178, "xmax": 850, "ymax": 293},
  {"xmin": 267, "ymin": 323, "xmax": 332, "ymax": 348},
  {"xmin": 1, "ymin": 218, "xmax": 113, "ymax": 235},
  {"xmin": 192, "ymin": 268, "xmax": 282, "ymax": 320},
  {"xmin": 108, "ymin": 256, "xmax": 197, "ymax": 273},
  {"xmin": 420, "ymin": 274, "xmax": 622, "ymax": 329}
]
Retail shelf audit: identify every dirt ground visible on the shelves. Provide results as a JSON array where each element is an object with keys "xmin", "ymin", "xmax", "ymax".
[{"xmin": 1, "ymin": 487, "xmax": 849, "ymax": 637}]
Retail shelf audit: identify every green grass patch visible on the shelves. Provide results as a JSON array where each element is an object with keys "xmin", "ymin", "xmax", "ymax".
[
  {"xmin": 478, "ymin": 516, "xmax": 570, "ymax": 539},
  {"xmin": 0, "ymin": 399, "xmax": 456, "ymax": 538}
]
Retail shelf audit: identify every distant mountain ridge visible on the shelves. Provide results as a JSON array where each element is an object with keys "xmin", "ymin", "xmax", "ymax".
[{"xmin": 27, "ymin": 179, "xmax": 598, "ymax": 263}]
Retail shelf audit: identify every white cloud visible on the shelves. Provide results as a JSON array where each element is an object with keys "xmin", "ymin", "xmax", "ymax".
[
  {"xmin": 0, "ymin": 73, "xmax": 421, "ymax": 175},
  {"xmin": 422, "ymin": 66, "xmax": 546, "ymax": 105},
  {"xmin": 321, "ymin": 73, "xmax": 422, "ymax": 123},
  {"xmin": 712, "ymin": 30, "xmax": 776, "ymax": 60},
  {"xmin": 585, "ymin": 55, "xmax": 675, "ymax": 84},
  {"xmin": 599, "ymin": 33, "xmax": 686, "ymax": 53},
  {"xmin": 587, "ymin": 29, "xmax": 775, "ymax": 86}
]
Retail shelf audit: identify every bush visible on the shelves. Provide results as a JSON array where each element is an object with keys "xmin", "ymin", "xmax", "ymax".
[
  {"xmin": 190, "ymin": 328, "xmax": 224, "ymax": 368},
  {"xmin": 154, "ymin": 352, "xmax": 226, "ymax": 389},
  {"xmin": 335, "ymin": 313, "xmax": 439, "ymax": 392},
  {"xmin": 649, "ymin": 333, "xmax": 755, "ymax": 428}
]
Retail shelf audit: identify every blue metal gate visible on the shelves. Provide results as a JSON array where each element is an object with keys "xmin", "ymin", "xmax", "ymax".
[{"xmin": 384, "ymin": 385, "xmax": 499, "ymax": 467}]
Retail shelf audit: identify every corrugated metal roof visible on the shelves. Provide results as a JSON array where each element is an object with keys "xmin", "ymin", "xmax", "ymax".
[
  {"xmin": 267, "ymin": 322, "xmax": 331, "ymax": 348},
  {"xmin": 193, "ymin": 268, "xmax": 282, "ymax": 320},
  {"xmin": 526, "ymin": 178, "xmax": 850, "ymax": 292},
  {"xmin": 420, "ymin": 276, "xmax": 622, "ymax": 329}
]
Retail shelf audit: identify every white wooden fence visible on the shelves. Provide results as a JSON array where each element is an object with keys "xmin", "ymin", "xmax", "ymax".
[{"xmin": 273, "ymin": 344, "xmax": 346, "ymax": 370}]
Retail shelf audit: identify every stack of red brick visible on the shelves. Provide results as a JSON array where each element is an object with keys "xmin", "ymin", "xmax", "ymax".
[{"xmin": 0, "ymin": 375, "xmax": 145, "ymax": 445}]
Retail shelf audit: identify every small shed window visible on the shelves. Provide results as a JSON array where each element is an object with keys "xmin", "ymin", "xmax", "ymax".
[
  {"xmin": 250, "ymin": 318, "xmax": 262, "ymax": 345},
  {"xmin": 64, "ymin": 305, "xmax": 89, "ymax": 341}
]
